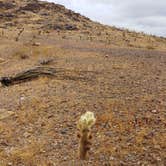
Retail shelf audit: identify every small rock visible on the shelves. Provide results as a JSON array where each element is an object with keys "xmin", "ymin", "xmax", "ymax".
[
  {"xmin": 20, "ymin": 96, "xmax": 25, "ymax": 101},
  {"xmin": 110, "ymin": 156, "xmax": 114, "ymax": 160},
  {"xmin": 60, "ymin": 129, "xmax": 68, "ymax": 134},
  {"xmin": 32, "ymin": 42, "xmax": 40, "ymax": 46},
  {"xmin": 151, "ymin": 110, "xmax": 158, "ymax": 113}
]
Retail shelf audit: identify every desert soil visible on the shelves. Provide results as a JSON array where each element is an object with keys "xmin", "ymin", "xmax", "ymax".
[{"xmin": 0, "ymin": 33, "xmax": 166, "ymax": 165}]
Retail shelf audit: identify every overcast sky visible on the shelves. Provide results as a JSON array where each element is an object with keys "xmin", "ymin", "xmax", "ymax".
[{"xmin": 46, "ymin": 0, "xmax": 166, "ymax": 37}]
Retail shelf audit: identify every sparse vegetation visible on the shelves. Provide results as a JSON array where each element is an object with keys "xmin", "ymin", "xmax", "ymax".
[
  {"xmin": 146, "ymin": 45, "xmax": 155, "ymax": 50},
  {"xmin": 0, "ymin": 0, "xmax": 166, "ymax": 165}
]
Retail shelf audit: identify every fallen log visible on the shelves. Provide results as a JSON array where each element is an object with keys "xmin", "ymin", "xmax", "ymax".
[{"xmin": 0, "ymin": 66, "xmax": 96, "ymax": 86}]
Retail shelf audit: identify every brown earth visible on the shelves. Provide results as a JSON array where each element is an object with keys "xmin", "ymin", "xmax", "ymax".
[{"xmin": 0, "ymin": 0, "xmax": 166, "ymax": 165}]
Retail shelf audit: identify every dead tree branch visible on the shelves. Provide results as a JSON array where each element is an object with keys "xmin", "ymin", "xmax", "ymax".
[{"xmin": 0, "ymin": 66, "xmax": 97, "ymax": 86}]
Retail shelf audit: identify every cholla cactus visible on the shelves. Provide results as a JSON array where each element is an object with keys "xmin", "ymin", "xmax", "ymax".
[
  {"xmin": 77, "ymin": 111, "xmax": 96, "ymax": 160},
  {"xmin": 77, "ymin": 111, "xmax": 96, "ymax": 131}
]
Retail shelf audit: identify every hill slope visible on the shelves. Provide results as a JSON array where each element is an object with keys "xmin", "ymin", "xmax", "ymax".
[{"xmin": 0, "ymin": 0, "xmax": 166, "ymax": 49}]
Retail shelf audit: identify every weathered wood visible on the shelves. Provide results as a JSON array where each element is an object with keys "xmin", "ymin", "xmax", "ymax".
[{"xmin": 0, "ymin": 66, "xmax": 96, "ymax": 86}]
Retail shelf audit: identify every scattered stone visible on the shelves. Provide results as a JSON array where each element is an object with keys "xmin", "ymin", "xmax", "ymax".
[
  {"xmin": 151, "ymin": 110, "xmax": 158, "ymax": 114},
  {"xmin": 60, "ymin": 129, "xmax": 68, "ymax": 134},
  {"xmin": 7, "ymin": 162, "xmax": 13, "ymax": 166},
  {"xmin": 20, "ymin": 54, "xmax": 29, "ymax": 60},
  {"xmin": 105, "ymin": 54, "xmax": 109, "ymax": 58},
  {"xmin": 32, "ymin": 42, "xmax": 41, "ymax": 46},
  {"xmin": 20, "ymin": 96, "xmax": 25, "ymax": 101}
]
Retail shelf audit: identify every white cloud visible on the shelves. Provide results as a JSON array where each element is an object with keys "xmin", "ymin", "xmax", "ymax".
[{"xmin": 45, "ymin": 0, "xmax": 166, "ymax": 37}]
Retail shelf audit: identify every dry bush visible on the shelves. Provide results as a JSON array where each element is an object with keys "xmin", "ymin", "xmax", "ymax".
[
  {"xmin": 8, "ymin": 140, "xmax": 47, "ymax": 165},
  {"xmin": 13, "ymin": 47, "xmax": 30, "ymax": 59},
  {"xmin": 146, "ymin": 45, "xmax": 155, "ymax": 50}
]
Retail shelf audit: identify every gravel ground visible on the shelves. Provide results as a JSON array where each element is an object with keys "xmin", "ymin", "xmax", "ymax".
[{"xmin": 0, "ymin": 36, "xmax": 166, "ymax": 165}]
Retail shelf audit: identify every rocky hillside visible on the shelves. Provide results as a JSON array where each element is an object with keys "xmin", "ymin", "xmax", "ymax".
[{"xmin": 0, "ymin": 0, "xmax": 166, "ymax": 49}]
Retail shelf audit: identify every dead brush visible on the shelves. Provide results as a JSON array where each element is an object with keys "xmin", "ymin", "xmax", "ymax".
[
  {"xmin": 77, "ymin": 111, "xmax": 96, "ymax": 160},
  {"xmin": 15, "ymin": 28, "xmax": 24, "ymax": 41}
]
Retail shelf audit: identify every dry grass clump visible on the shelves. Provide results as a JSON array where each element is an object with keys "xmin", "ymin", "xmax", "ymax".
[{"xmin": 146, "ymin": 45, "xmax": 155, "ymax": 50}]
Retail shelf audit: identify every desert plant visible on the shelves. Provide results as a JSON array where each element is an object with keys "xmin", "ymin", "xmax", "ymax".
[
  {"xmin": 15, "ymin": 28, "xmax": 24, "ymax": 41},
  {"xmin": 77, "ymin": 111, "xmax": 96, "ymax": 160},
  {"xmin": 146, "ymin": 45, "xmax": 155, "ymax": 50}
]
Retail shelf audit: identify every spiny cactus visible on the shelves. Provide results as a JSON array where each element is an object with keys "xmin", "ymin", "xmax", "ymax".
[{"xmin": 77, "ymin": 111, "xmax": 96, "ymax": 160}]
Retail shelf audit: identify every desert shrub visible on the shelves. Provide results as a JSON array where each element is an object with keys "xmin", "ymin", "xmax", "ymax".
[{"xmin": 146, "ymin": 45, "xmax": 155, "ymax": 50}]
